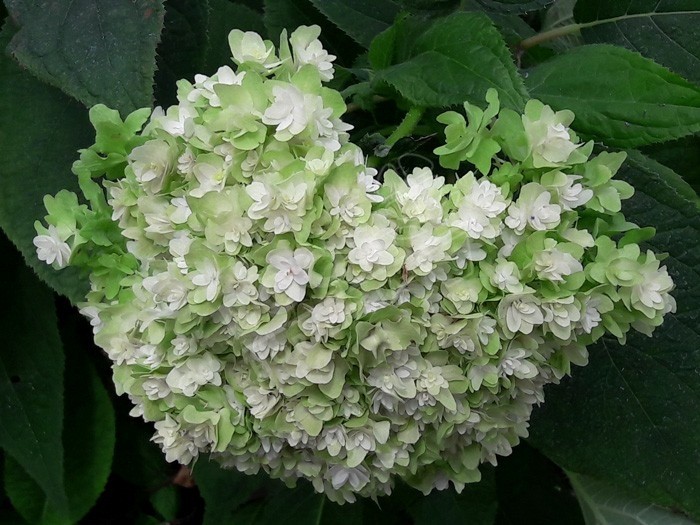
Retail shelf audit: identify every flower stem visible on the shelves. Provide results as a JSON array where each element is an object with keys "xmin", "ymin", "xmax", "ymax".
[
  {"xmin": 385, "ymin": 106, "xmax": 425, "ymax": 148},
  {"xmin": 518, "ymin": 23, "xmax": 582, "ymax": 50},
  {"xmin": 519, "ymin": 10, "xmax": 700, "ymax": 51}
]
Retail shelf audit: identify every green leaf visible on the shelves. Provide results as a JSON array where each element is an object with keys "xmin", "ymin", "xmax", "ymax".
[
  {"xmin": 574, "ymin": 1, "xmax": 700, "ymax": 84},
  {"xmin": 309, "ymin": 0, "xmax": 401, "ymax": 48},
  {"xmin": 569, "ymin": 473, "xmax": 696, "ymax": 525},
  {"xmin": 643, "ymin": 136, "xmax": 700, "ymax": 196},
  {"xmin": 496, "ymin": 443, "xmax": 584, "ymax": 524},
  {"xmin": 4, "ymin": 0, "xmax": 165, "ymax": 115},
  {"xmin": 525, "ymin": 45, "xmax": 700, "ymax": 147},
  {"xmin": 263, "ymin": 0, "xmax": 362, "ymax": 62},
  {"xmin": 112, "ymin": 416, "xmax": 175, "ymax": 490},
  {"xmin": 403, "ymin": 469, "xmax": 497, "ymax": 525},
  {"xmin": 528, "ymin": 152, "xmax": 700, "ymax": 520},
  {"xmin": 371, "ymin": 12, "xmax": 529, "ymax": 110},
  {"xmin": 196, "ymin": 463, "xmax": 328, "ymax": 525},
  {"xmin": 203, "ymin": 0, "xmax": 266, "ymax": 75},
  {"xmin": 194, "ymin": 460, "xmax": 267, "ymax": 525},
  {"xmin": 473, "ymin": 0, "xmax": 553, "ymax": 14},
  {"xmin": 196, "ymin": 458, "xmax": 499, "ymax": 525},
  {"xmin": 540, "ymin": 0, "xmax": 583, "ymax": 51},
  {"xmin": 0, "ymin": 23, "xmax": 92, "ymax": 304},
  {"xmin": 4, "ymin": 308, "xmax": 115, "ymax": 525},
  {"xmin": 0, "ymin": 235, "xmax": 67, "ymax": 519},
  {"xmin": 150, "ymin": 486, "xmax": 179, "ymax": 522},
  {"xmin": 154, "ymin": 0, "xmax": 210, "ymax": 107}
]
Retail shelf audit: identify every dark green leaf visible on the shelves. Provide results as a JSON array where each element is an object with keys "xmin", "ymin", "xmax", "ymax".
[
  {"xmin": 574, "ymin": 0, "xmax": 700, "ymax": 84},
  {"xmin": 263, "ymin": 0, "xmax": 362, "ymax": 63},
  {"xmin": 496, "ymin": 443, "xmax": 584, "ymax": 525},
  {"xmin": 539, "ymin": 0, "xmax": 583, "ymax": 51},
  {"xmin": 404, "ymin": 468, "xmax": 497, "ymax": 525},
  {"xmin": 474, "ymin": 0, "xmax": 553, "ymax": 14},
  {"xmin": 4, "ymin": 310, "xmax": 115, "ymax": 525},
  {"xmin": 150, "ymin": 486, "xmax": 179, "ymax": 522},
  {"xmin": 525, "ymin": 45, "xmax": 700, "ymax": 147},
  {"xmin": 203, "ymin": 0, "xmax": 266, "ymax": 75},
  {"xmin": 0, "ymin": 23, "xmax": 93, "ymax": 304},
  {"xmin": 0, "ymin": 235, "xmax": 67, "ymax": 518},
  {"xmin": 371, "ymin": 12, "xmax": 529, "ymax": 110},
  {"xmin": 528, "ymin": 152, "xmax": 700, "ymax": 520},
  {"xmin": 194, "ymin": 460, "xmax": 267, "ymax": 525},
  {"xmin": 569, "ymin": 473, "xmax": 696, "ymax": 525},
  {"xmin": 113, "ymin": 416, "xmax": 175, "ymax": 491},
  {"xmin": 309, "ymin": 0, "xmax": 401, "ymax": 48},
  {"xmin": 643, "ymin": 136, "xmax": 700, "ymax": 195},
  {"xmin": 196, "ymin": 457, "xmax": 500, "ymax": 525},
  {"xmin": 4, "ymin": 0, "xmax": 165, "ymax": 115},
  {"xmin": 154, "ymin": 0, "xmax": 210, "ymax": 107}
]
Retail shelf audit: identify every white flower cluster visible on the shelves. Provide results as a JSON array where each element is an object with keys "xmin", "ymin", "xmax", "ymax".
[{"xmin": 34, "ymin": 27, "xmax": 676, "ymax": 503}]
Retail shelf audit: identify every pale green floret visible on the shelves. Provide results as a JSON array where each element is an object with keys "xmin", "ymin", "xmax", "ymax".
[{"xmin": 32, "ymin": 27, "xmax": 676, "ymax": 504}]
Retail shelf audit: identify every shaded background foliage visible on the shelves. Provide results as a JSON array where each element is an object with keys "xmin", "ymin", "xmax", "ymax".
[{"xmin": 0, "ymin": 0, "xmax": 698, "ymax": 523}]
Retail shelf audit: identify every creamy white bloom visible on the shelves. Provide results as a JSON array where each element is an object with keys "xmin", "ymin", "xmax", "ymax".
[
  {"xmin": 152, "ymin": 415, "xmax": 199, "ymax": 464},
  {"xmin": 190, "ymin": 259, "xmax": 221, "ymax": 302},
  {"xmin": 142, "ymin": 377, "xmax": 171, "ymax": 400},
  {"xmin": 543, "ymin": 297, "xmax": 581, "ymax": 340},
  {"xmin": 290, "ymin": 25, "xmax": 336, "ymax": 81},
  {"xmin": 143, "ymin": 270, "xmax": 190, "ymax": 311},
  {"xmin": 490, "ymin": 259, "xmax": 523, "ymax": 293},
  {"xmin": 247, "ymin": 179, "xmax": 307, "ymax": 233},
  {"xmin": 405, "ymin": 225, "xmax": 452, "ymax": 275},
  {"xmin": 397, "ymin": 168, "xmax": 445, "ymax": 223},
  {"xmin": 33, "ymin": 225, "xmax": 72, "ymax": 267},
  {"xmin": 228, "ymin": 30, "xmax": 278, "ymax": 70},
  {"xmin": 348, "ymin": 221, "xmax": 396, "ymax": 272},
  {"xmin": 505, "ymin": 184, "xmax": 561, "ymax": 234},
  {"xmin": 263, "ymin": 85, "xmax": 309, "ymax": 140},
  {"xmin": 523, "ymin": 104, "xmax": 580, "ymax": 166},
  {"xmin": 244, "ymin": 386, "xmax": 280, "ymax": 419},
  {"xmin": 222, "ymin": 262, "xmax": 259, "ymax": 307},
  {"xmin": 500, "ymin": 294, "xmax": 544, "ymax": 334},
  {"xmin": 128, "ymin": 140, "xmax": 175, "ymax": 194},
  {"xmin": 534, "ymin": 248, "xmax": 583, "ymax": 282},
  {"xmin": 499, "ymin": 347, "xmax": 538, "ymax": 379},
  {"xmin": 326, "ymin": 186, "xmax": 365, "ymax": 225},
  {"xmin": 165, "ymin": 354, "xmax": 223, "ymax": 397},
  {"xmin": 267, "ymin": 247, "xmax": 314, "ymax": 302},
  {"xmin": 558, "ymin": 174, "xmax": 593, "ymax": 210},
  {"xmin": 301, "ymin": 297, "xmax": 348, "ymax": 342}
]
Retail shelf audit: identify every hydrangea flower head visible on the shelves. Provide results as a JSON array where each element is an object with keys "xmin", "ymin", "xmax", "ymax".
[{"xmin": 33, "ymin": 28, "xmax": 675, "ymax": 504}]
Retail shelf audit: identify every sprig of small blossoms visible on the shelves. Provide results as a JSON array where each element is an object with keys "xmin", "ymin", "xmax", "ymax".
[{"xmin": 33, "ymin": 26, "xmax": 675, "ymax": 503}]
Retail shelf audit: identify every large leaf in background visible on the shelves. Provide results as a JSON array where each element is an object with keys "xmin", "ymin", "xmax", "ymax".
[
  {"xmin": 525, "ymin": 45, "xmax": 700, "ymax": 147},
  {"xmin": 528, "ymin": 152, "xmax": 700, "ymax": 520},
  {"xmin": 570, "ymin": 473, "xmax": 696, "ymax": 525},
  {"xmin": 154, "ymin": 0, "xmax": 210, "ymax": 107},
  {"xmin": 370, "ymin": 12, "xmax": 529, "ymax": 110},
  {"xmin": 203, "ymin": 0, "xmax": 266, "ymax": 75},
  {"xmin": 402, "ymin": 469, "xmax": 497, "ymax": 525},
  {"xmin": 473, "ymin": 0, "xmax": 553, "ymax": 14},
  {"xmin": 263, "ymin": 0, "xmax": 362, "ymax": 63},
  {"xmin": 309, "ymin": 0, "xmax": 400, "ymax": 48},
  {"xmin": 4, "ymin": 0, "xmax": 165, "ymax": 115},
  {"xmin": 0, "ymin": 24, "xmax": 91, "ymax": 304},
  {"xmin": 0, "ymin": 235, "xmax": 67, "ymax": 518},
  {"xmin": 643, "ymin": 135, "xmax": 700, "ymax": 195},
  {"xmin": 196, "ymin": 458, "xmax": 498, "ymax": 525},
  {"xmin": 574, "ymin": 0, "xmax": 700, "ymax": 84},
  {"xmin": 4, "ymin": 309, "xmax": 116, "ymax": 524},
  {"xmin": 495, "ymin": 443, "xmax": 584, "ymax": 525}
]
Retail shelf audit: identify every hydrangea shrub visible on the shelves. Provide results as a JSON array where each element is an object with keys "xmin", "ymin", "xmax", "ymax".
[{"xmin": 33, "ymin": 26, "xmax": 675, "ymax": 504}]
